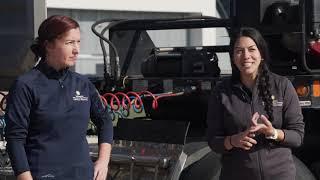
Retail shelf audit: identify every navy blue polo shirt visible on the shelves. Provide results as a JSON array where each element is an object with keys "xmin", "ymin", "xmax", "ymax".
[{"xmin": 5, "ymin": 60, "xmax": 113, "ymax": 179}]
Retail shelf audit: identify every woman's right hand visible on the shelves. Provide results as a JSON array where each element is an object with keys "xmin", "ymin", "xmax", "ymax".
[
  {"xmin": 229, "ymin": 112, "xmax": 260, "ymax": 150},
  {"xmin": 230, "ymin": 129, "xmax": 257, "ymax": 150}
]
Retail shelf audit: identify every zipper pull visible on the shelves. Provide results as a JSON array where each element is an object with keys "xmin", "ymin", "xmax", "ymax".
[{"xmin": 58, "ymin": 80, "xmax": 64, "ymax": 88}]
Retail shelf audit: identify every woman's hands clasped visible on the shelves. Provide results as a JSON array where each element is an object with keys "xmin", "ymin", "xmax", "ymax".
[
  {"xmin": 250, "ymin": 112, "xmax": 275, "ymax": 137},
  {"xmin": 229, "ymin": 112, "xmax": 276, "ymax": 150},
  {"xmin": 230, "ymin": 129, "xmax": 257, "ymax": 150}
]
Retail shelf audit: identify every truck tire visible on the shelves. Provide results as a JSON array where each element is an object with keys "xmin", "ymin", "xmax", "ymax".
[
  {"xmin": 179, "ymin": 151, "xmax": 221, "ymax": 180},
  {"xmin": 294, "ymin": 155, "xmax": 317, "ymax": 180}
]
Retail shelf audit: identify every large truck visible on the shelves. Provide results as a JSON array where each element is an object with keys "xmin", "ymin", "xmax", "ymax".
[{"xmin": 1, "ymin": 0, "xmax": 320, "ymax": 179}]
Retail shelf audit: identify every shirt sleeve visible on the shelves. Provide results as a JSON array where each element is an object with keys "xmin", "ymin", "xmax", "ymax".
[
  {"xmin": 206, "ymin": 87, "xmax": 229, "ymax": 154},
  {"xmin": 89, "ymin": 83, "xmax": 113, "ymax": 144},
  {"xmin": 4, "ymin": 80, "xmax": 32, "ymax": 176},
  {"xmin": 280, "ymin": 78, "xmax": 305, "ymax": 147}
]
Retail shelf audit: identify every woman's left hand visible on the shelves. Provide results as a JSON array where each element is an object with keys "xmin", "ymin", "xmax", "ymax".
[
  {"xmin": 250, "ymin": 114, "xmax": 275, "ymax": 137},
  {"xmin": 93, "ymin": 159, "xmax": 109, "ymax": 180}
]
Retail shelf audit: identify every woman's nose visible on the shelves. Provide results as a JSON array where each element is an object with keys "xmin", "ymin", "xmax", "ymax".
[
  {"xmin": 73, "ymin": 43, "xmax": 80, "ymax": 54},
  {"xmin": 243, "ymin": 49, "xmax": 250, "ymax": 59}
]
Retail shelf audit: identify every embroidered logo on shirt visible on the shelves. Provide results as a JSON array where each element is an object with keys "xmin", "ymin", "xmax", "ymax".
[
  {"xmin": 72, "ymin": 90, "xmax": 88, "ymax": 101},
  {"xmin": 271, "ymin": 95, "xmax": 283, "ymax": 107},
  {"xmin": 41, "ymin": 174, "xmax": 55, "ymax": 178}
]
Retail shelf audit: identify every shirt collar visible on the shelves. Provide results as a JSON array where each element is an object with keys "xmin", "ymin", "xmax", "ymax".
[
  {"xmin": 231, "ymin": 76, "xmax": 259, "ymax": 96},
  {"xmin": 36, "ymin": 60, "xmax": 69, "ymax": 80}
]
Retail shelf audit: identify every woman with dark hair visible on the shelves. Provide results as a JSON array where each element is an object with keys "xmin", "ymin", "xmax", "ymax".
[
  {"xmin": 207, "ymin": 27, "xmax": 304, "ymax": 180},
  {"xmin": 5, "ymin": 15, "xmax": 113, "ymax": 180}
]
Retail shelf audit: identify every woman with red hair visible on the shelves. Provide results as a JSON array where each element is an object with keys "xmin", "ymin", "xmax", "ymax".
[{"xmin": 5, "ymin": 15, "xmax": 113, "ymax": 180}]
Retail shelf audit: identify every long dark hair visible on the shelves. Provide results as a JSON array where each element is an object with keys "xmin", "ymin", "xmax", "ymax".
[
  {"xmin": 30, "ymin": 15, "xmax": 80, "ymax": 59},
  {"xmin": 230, "ymin": 27, "xmax": 274, "ymax": 121}
]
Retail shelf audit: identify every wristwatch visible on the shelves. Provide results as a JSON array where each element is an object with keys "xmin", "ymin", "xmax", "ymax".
[{"xmin": 265, "ymin": 128, "xmax": 278, "ymax": 140}]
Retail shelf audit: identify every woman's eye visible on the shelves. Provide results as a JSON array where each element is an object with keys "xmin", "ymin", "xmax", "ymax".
[
  {"xmin": 236, "ymin": 49, "xmax": 243, "ymax": 54},
  {"xmin": 66, "ymin": 41, "xmax": 75, "ymax": 45}
]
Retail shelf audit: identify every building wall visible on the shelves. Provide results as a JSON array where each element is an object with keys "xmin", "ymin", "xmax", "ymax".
[
  {"xmin": 47, "ymin": 0, "xmax": 216, "ymax": 44},
  {"xmin": 46, "ymin": 0, "xmax": 215, "ymax": 16}
]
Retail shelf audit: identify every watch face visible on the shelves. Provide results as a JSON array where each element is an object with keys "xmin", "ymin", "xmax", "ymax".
[
  {"xmin": 269, "ymin": 135, "xmax": 277, "ymax": 140},
  {"xmin": 266, "ymin": 129, "xmax": 278, "ymax": 140},
  {"xmin": 266, "ymin": 135, "xmax": 274, "ymax": 140}
]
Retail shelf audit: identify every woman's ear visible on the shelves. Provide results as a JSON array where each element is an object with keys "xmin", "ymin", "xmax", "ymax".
[{"xmin": 44, "ymin": 40, "xmax": 53, "ymax": 52}]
